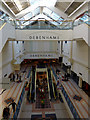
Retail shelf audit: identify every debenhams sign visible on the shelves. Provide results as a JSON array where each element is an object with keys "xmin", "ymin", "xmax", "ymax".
[{"xmin": 29, "ymin": 36, "xmax": 60, "ymax": 40}]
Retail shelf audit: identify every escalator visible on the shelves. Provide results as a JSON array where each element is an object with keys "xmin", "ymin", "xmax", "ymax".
[
  {"xmin": 53, "ymin": 83, "xmax": 58, "ymax": 100},
  {"xmin": 48, "ymin": 69, "xmax": 54, "ymax": 100},
  {"xmin": 27, "ymin": 66, "xmax": 35, "ymax": 103},
  {"xmin": 27, "ymin": 83, "xmax": 31, "ymax": 102},
  {"xmin": 31, "ymin": 66, "xmax": 35, "ymax": 102},
  {"xmin": 27, "ymin": 67, "xmax": 32, "ymax": 78}
]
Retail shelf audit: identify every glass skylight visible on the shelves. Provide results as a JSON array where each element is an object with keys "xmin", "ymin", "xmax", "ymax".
[
  {"xmin": 32, "ymin": 7, "xmax": 40, "ymax": 16},
  {"xmin": 13, "ymin": 0, "xmax": 22, "ymax": 11},
  {"xmin": 51, "ymin": 12, "xmax": 60, "ymax": 20},
  {"xmin": 80, "ymin": 14, "xmax": 88, "ymax": 22},
  {"xmin": 0, "ymin": 14, "xmax": 6, "ymax": 19},
  {"xmin": 50, "ymin": 21, "xmax": 59, "ymax": 26},
  {"xmin": 17, "ymin": 6, "xmax": 64, "ymax": 27},
  {"xmin": 43, "ymin": 7, "xmax": 63, "ymax": 24},
  {"xmin": 24, "ymin": 12, "xmax": 32, "ymax": 20},
  {"xmin": 43, "ymin": 7, "xmax": 52, "ymax": 16},
  {"xmin": 30, "ymin": 0, "xmax": 41, "ymax": 5},
  {"xmin": 29, "ymin": 0, "xmax": 57, "ymax": 6},
  {"xmin": 59, "ymin": 17, "xmax": 64, "ymax": 21},
  {"xmin": 19, "ymin": 17, "xmax": 25, "ymax": 24}
]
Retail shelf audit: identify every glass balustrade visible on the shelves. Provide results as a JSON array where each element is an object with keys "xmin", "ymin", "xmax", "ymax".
[
  {"xmin": 0, "ymin": 19, "xmax": 90, "ymax": 30},
  {"xmin": 0, "ymin": 20, "xmax": 5, "ymax": 28},
  {"xmin": 0, "ymin": 7, "xmax": 90, "ymax": 30},
  {"xmin": 15, "ymin": 20, "xmax": 73, "ymax": 30}
]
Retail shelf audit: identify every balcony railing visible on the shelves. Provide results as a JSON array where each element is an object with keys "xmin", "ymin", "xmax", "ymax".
[{"xmin": 0, "ymin": 19, "xmax": 90, "ymax": 30}]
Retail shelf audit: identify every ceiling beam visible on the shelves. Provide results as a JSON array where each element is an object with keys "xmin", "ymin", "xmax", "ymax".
[
  {"xmin": 16, "ymin": 5, "xmax": 68, "ymax": 19},
  {"xmin": 64, "ymin": 0, "xmax": 75, "ymax": 13},
  {"xmin": 1, "ymin": 0, "xmax": 16, "ymax": 17},
  {"xmin": 68, "ymin": 1, "xmax": 87, "ymax": 18}
]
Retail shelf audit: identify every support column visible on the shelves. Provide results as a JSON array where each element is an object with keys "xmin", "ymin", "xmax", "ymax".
[
  {"xmin": 57, "ymin": 41, "xmax": 60, "ymax": 57},
  {"xmin": 47, "ymin": 70, "xmax": 50, "ymax": 99},
  {"xmin": 60, "ymin": 41, "xmax": 63, "ymax": 68},
  {"xmin": 61, "ymin": 41, "xmax": 63, "ymax": 55},
  {"xmin": 79, "ymin": 76, "xmax": 82, "ymax": 88},
  {"xmin": 70, "ymin": 41, "xmax": 73, "ymax": 65},
  {"xmin": 12, "ymin": 41, "xmax": 14, "ymax": 60},
  {"xmin": 40, "ymin": 7, "xmax": 43, "ymax": 14}
]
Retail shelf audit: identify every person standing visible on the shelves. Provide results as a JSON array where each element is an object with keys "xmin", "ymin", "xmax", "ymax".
[
  {"xmin": 13, "ymin": 74, "xmax": 15, "ymax": 82},
  {"xmin": 19, "ymin": 75, "xmax": 22, "ymax": 82},
  {"xmin": 8, "ymin": 100, "xmax": 17, "ymax": 113},
  {"xmin": 3, "ymin": 107, "xmax": 10, "ymax": 119},
  {"xmin": 17, "ymin": 74, "xmax": 19, "ymax": 80}
]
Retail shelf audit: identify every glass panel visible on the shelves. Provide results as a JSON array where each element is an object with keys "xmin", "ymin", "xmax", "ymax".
[
  {"xmin": 59, "ymin": 17, "xmax": 64, "ymax": 21},
  {"xmin": 50, "ymin": 21, "xmax": 58, "ymax": 26},
  {"xmin": 30, "ymin": 0, "xmax": 40, "ymax": 5},
  {"xmin": 51, "ymin": 12, "xmax": 60, "ymax": 20},
  {"xmin": 0, "ymin": 10, "xmax": 4, "ymax": 17},
  {"xmin": 32, "ymin": 7, "xmax": 40, "ymax": 16},
  {"xmin": 0, "ymin": 20, "xmax": 5, "ymax": 28},
  {"xmin": 80, "ymin": 14, "xmax": 88, "ymax": 22},
  {"xmin": 19, "ymin": 17, "xmax": 25, "ymax": 24},
  {"xmin": 43, "ymin": 7, "xmax": 52, "ymax": 16},
  {"xmin": 24, "ymin": 12, "xmax": 32, "ymax": 20},
  {"xmin": 0, "ymin": 14, "xmax": 6, "ymax": 19},
  {"xmin": 23, "ymin": 21, "xmax": 30, "ymax": 26}
]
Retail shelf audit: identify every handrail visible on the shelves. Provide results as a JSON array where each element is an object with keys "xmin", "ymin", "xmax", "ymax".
[
  {"xmin": 0, "ymin": 22, "xmax": 6, "ymax": 30},
  {"xmin": 50, "ymin": 70, "xmax": 56, "ymax": 100},
  {"xmin": 35, "ymin": 69, "xmax": 36, "ymax": 100},
  {"xmin": 52, "ymin": 79, "xmax": 56, "ymax": 99},
  {"xmin": 47, "ymin": 69, "xmax": 51, "ymax": 100},
  {"xmin": 29, "ymin": 71, "xmax": 32, "ymax": 101}
]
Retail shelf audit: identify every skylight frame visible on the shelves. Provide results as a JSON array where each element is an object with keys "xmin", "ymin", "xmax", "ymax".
[{"xmin": 12, "ymin": 0, "xmax": 23, "ymax": 11}]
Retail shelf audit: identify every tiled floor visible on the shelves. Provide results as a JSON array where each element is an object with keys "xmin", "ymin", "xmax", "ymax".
[
  {"xmin": 18, "ymin": 91, "xmax": 70, "ymax": 119},
  {"xmin": 54, "ymin": 103, "xmax": 69, "ymax": 118},
  {"xmin": 52, "ymin": 64, "xmax": 89, "ymax": 118}
]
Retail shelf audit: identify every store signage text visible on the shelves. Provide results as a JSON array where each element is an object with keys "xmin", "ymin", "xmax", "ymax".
[{"xmin": 29, "ymin": 36, "xmax": 60, "ymax": 40}]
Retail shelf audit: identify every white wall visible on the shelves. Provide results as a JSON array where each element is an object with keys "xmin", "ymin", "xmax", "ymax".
[
  {"xmin": 62, "ymin": 40, "xmax": 89, "ymax": 84},
  {"xmin": 15, "ymin": 30, "xmax": 73, "ymax": 41},
  {"xmin": 72, "ymin": 41, "xmax": 88, "ymax": 83},
  {"xmin": 0, "ymin": 41, "xmax": 13, "ymax": 83},
  {"xmin": 73, "ymin": 24, "xmax": 89, "ymax": 46},
  {"xmin": 0, "ymin": 40, "xmax": 25, "ymax": 83},
  {"xmin": 62, "ymin": 41, "xmax": 71, "ymax": 66},
  {"xmin": 24, "ymin": 41, "xmax": 57, "ymax": 53},
  {"xmin": 0, "ymin": 23, "xmax": 15, "ymax": 52},
  {"xmin": 72, "ymin": 41, "xmax": 88, "ymax": 67},
  {"xmin": 14, "ymin": 41, "xmax": 25, "ymax": 59},
  {"xmin": 23, "ymin": 41, "xmax": 59, "ymax": 59}
]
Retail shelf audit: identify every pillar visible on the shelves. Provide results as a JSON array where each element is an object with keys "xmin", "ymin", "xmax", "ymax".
[{"xmin": 79, "ymin": 77, "xmax": 82, "ymax": 88}]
